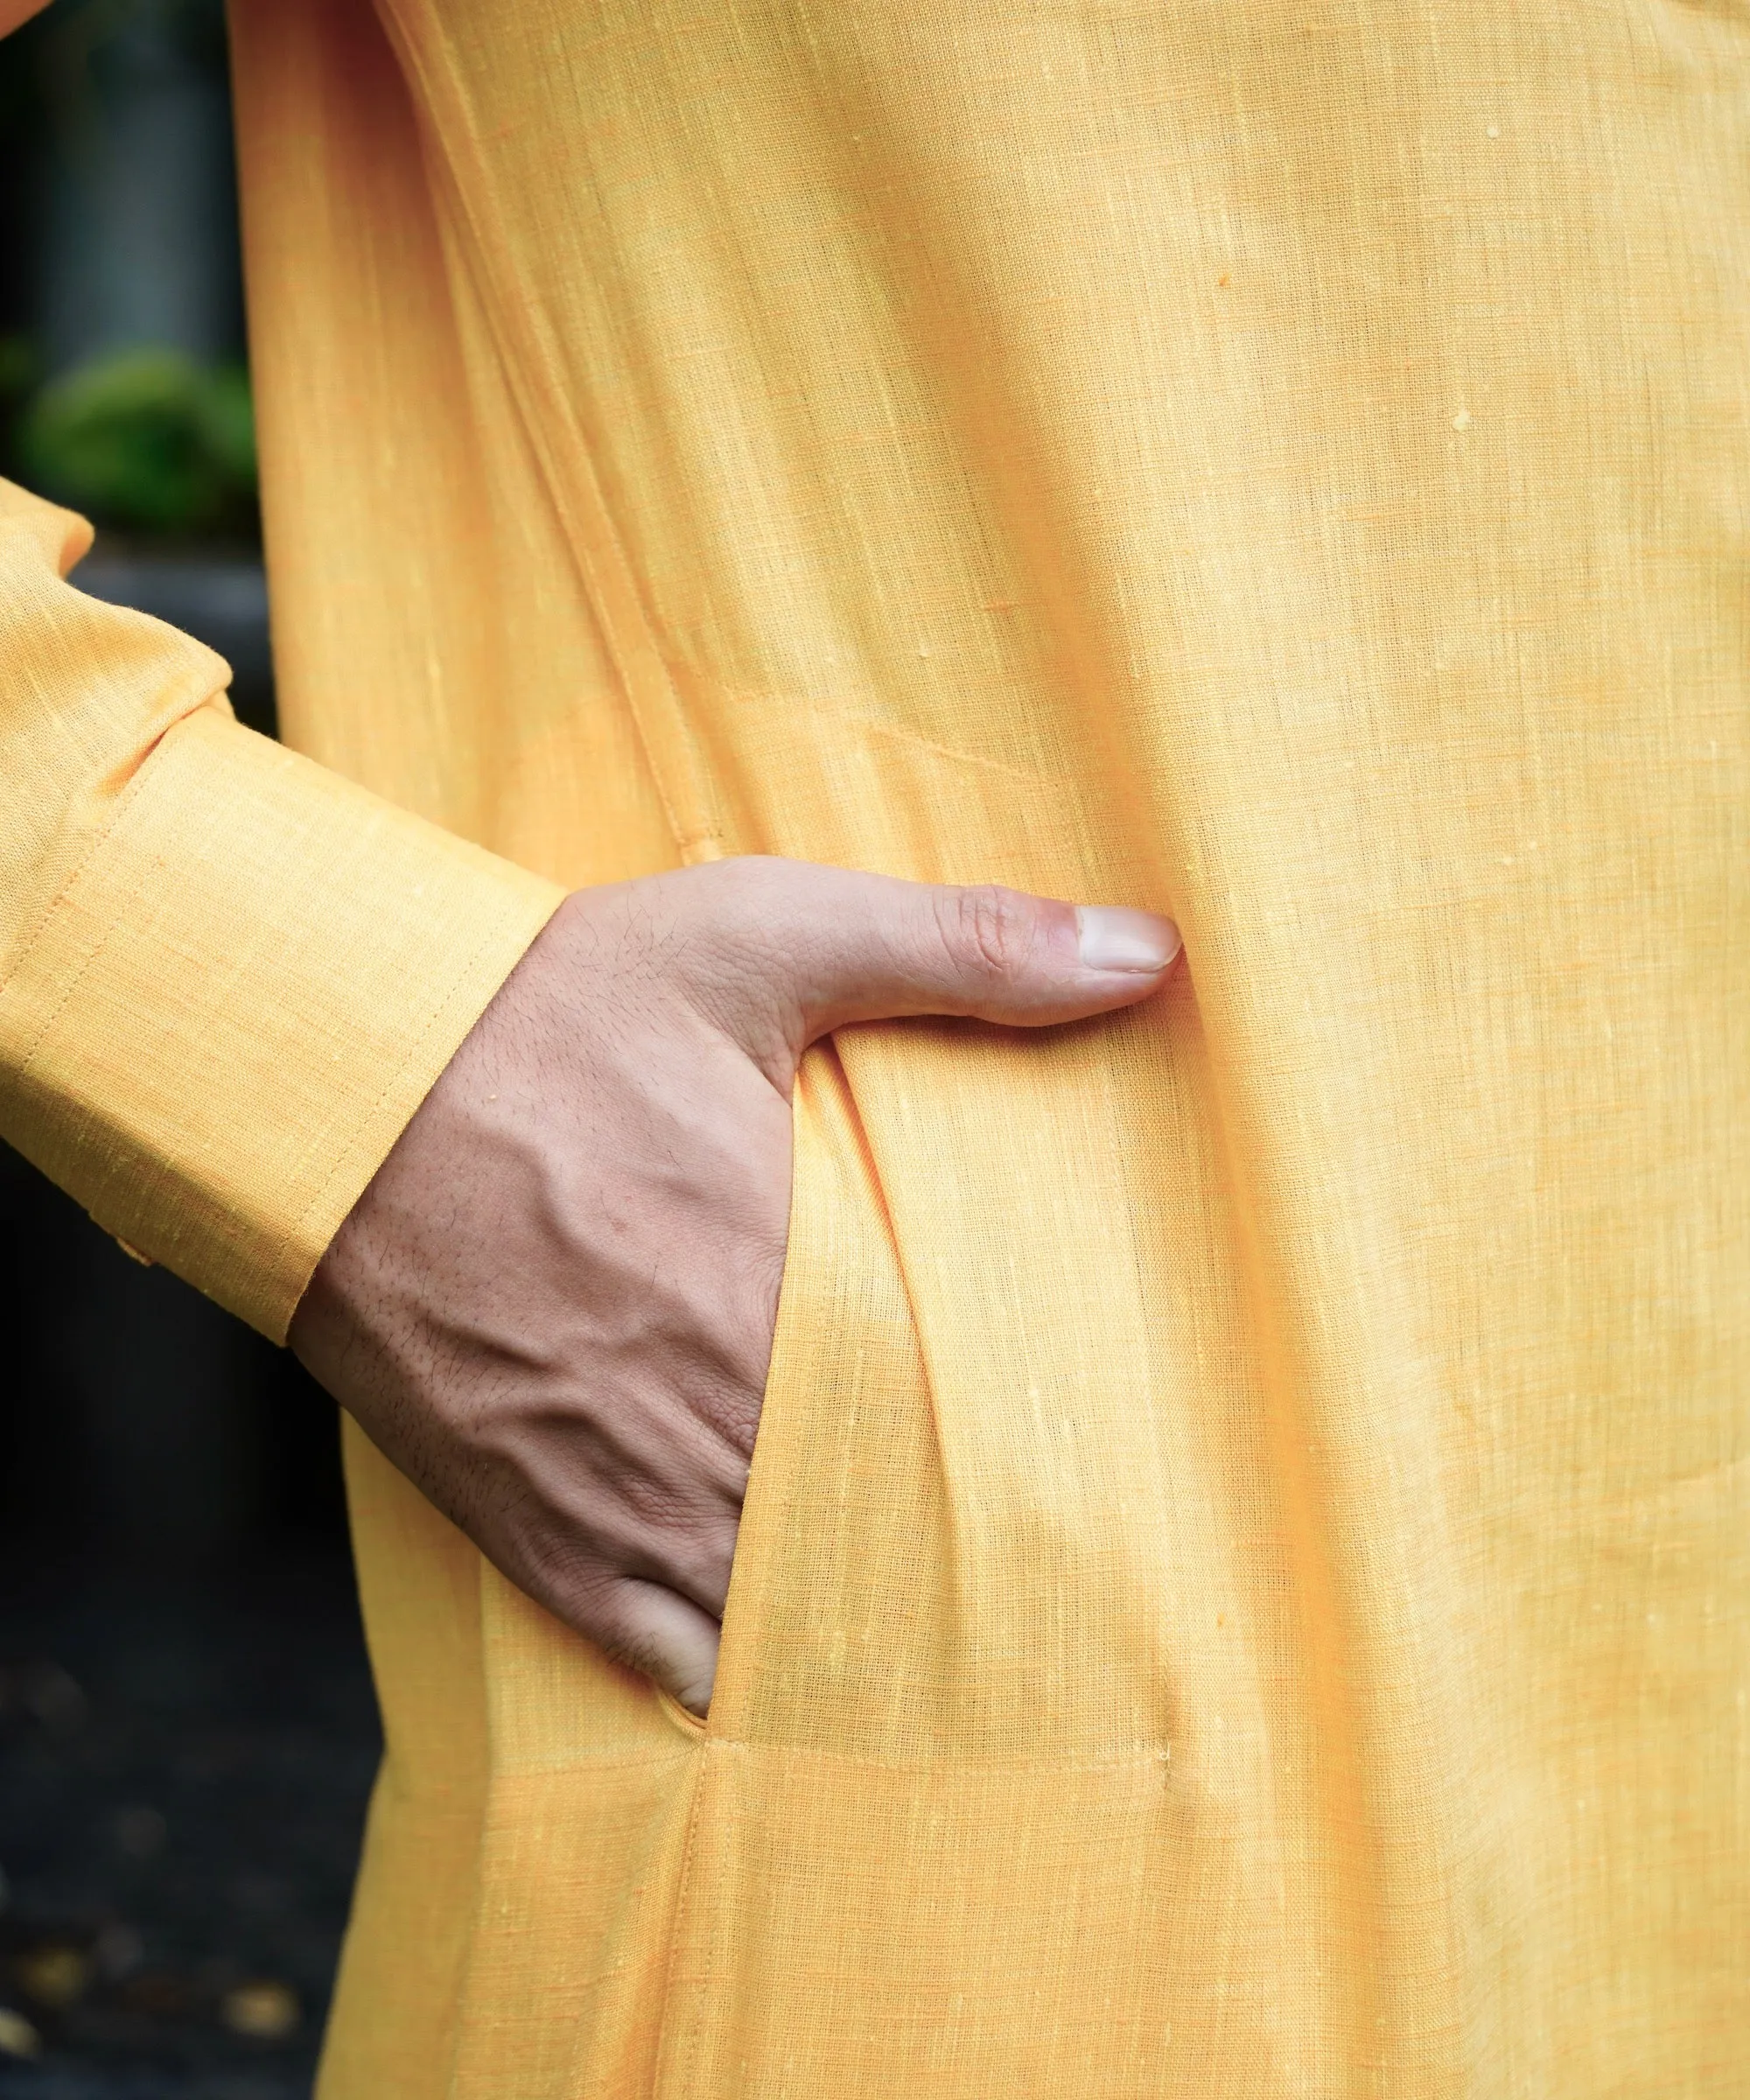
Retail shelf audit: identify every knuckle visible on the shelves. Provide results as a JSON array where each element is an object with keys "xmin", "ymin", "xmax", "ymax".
[
  {"xmin": 514, "ymin": 1537, "xmax": 620, "ymax": 1642},
  {"xmin": 607, "ymin": 1438, "xmax": 746, "ymax": 1554},
  {"xmin": 581, "ymin": 1581, "xmax": 660, "ymax": 1672},
  {"xmin": 610, "ymin": 1463, "xmax": 710, "ymax": 1535},
  {"xmin": 668, "ymin": 1521, "xmax": 740, "ymax": 1613},
  {"xmin": 940, "ymin": 884, "xmax": 1034, "ymax": 984}
]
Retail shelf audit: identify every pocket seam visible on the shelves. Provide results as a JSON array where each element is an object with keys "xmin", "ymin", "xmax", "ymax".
[{"xmin": 654, "ymin": 1684, "xmax": 708, "ymax": 1740}]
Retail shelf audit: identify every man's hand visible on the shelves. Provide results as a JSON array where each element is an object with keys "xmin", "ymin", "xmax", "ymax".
[{"xmin": 290, "ymin": 858, "xmax": 1180, "ymax": 1714}]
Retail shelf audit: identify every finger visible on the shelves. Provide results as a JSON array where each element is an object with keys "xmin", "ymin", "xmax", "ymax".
[
  {"xmin": 588, "ymin": 1577, "xmax": 722, "ymax": 1717},
  {"xmin": 669, "ymin": 858, "xmax": 1180, "ymax": 1049}
]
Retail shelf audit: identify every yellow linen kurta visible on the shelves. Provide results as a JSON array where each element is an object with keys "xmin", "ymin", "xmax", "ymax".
[{"xmin": 0, "ymin": 0, "xmax": 1744, "ymax": 2092}]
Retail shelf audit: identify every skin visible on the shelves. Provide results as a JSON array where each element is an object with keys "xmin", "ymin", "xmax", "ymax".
[{"xmin": 290, "ymin": 857, "xmax": 1180, "ymax": 1713}]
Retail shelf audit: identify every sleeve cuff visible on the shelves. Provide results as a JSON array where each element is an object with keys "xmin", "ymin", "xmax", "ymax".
[{"xmin": 0, "ymin": 703, "xmax": 564, "ymax": 1338}]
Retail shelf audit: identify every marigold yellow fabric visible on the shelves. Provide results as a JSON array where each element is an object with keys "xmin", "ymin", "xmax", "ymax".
[{"xmin": 2, "ymin": 0, "xmax": 1745, "ymax": 2092}]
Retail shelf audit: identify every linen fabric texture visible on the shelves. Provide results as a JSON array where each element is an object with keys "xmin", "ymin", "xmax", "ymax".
[{"xmin": 1, "ymin": 0, "xmax": 1745, "ymax": 2093}]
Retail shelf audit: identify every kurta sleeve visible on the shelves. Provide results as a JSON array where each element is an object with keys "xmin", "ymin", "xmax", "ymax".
[{"xmin": 0, "ymin": 479, "xmax": 564, "ymax": 1339}]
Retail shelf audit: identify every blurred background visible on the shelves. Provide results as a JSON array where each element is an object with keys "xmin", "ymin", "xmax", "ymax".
[{"xmin": 0, "ymin": 4, "xmax": 380, "ymax": 2094}]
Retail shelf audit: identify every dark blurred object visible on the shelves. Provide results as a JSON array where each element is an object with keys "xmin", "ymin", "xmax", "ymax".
[
  {"xmin": 0, "ymin": 1005, "xmax": 364, "ymax": 2098},
  {"xmin": 0, "ymin": 1097, "xmax": 377, "ymax": 2100},
  {"xmin": 32, "ymin": 0, "xmax": 242, "ymax": 380},
  {"xmin": 0, "ymin": 1564, "xmax": 379, "ymax": 2100},
  {"xmin": 0, "ymin": 1146, "xmax": 341, "ymax": 1569}
]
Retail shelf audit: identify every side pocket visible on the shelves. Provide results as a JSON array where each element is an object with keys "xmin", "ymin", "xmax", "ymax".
[
  {"xmin": 695, "ymin": 1039, "xmax": 840, "ymax": 1739},
  {"xmin": 690, "ymin": 1035, "xmax": 950, "ymax": 1755}
]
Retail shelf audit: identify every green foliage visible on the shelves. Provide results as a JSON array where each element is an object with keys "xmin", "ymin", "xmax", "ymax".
[
  {"xmin": 0, "ymin": 336, "xmax": 39, "ymax": 403},
  {"xmin": 18, "ymin": 346, "xmax": 256, "ymax": 535}
]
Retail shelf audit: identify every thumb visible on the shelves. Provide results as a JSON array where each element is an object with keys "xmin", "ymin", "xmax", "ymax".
[{"xmin": 667, "ymin": 857, "xmax": 1180, "ymax": 1060}]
